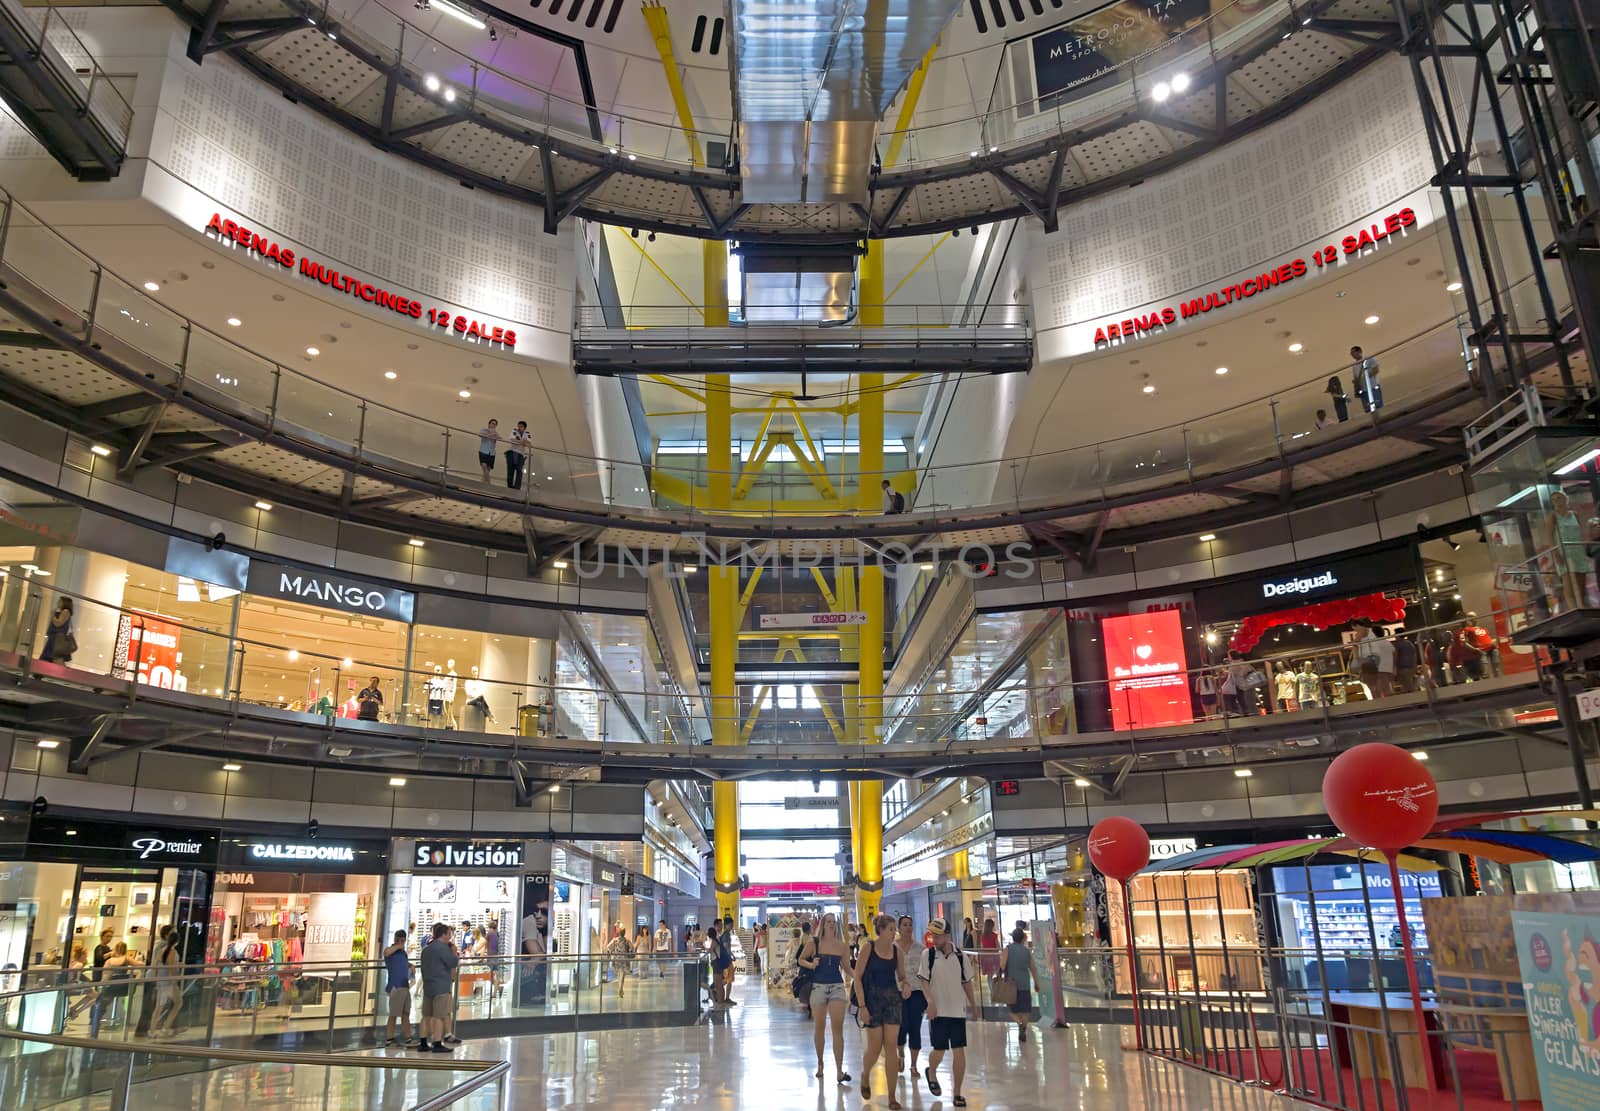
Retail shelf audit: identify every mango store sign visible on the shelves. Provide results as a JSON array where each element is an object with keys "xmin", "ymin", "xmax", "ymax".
[
  {"xmin": 201, "ymin": 213, "xmax": 518, "ymax": 350},
  {"xmin": 1084, "ymin": 205, "xmax": 1421, "ymax": 349}
]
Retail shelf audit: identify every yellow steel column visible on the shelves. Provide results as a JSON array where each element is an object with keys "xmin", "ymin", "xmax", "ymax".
[
  {"xmin": 854, "ymin": 370, "xmax": 886, "ymax": 926},
  {"xmin": 708, "ymin": 369, "xmax": 738, "ymax": 920}
]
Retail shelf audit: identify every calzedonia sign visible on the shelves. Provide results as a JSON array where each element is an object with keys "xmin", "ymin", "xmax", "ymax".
[
  {"xmin": 1089, "ymin": 207, "xmax": 1418, "ymax": 346},
  {"xmin": 246, "ymin": 561, "xmax": 415, "ymax": 623},
  {"xmin": 202, "ymin": 213, "xmax": 518, "ymax": 350},
  {"xmin": 413, "ymin": 841, "xmax": 525, "ymax": 870}
]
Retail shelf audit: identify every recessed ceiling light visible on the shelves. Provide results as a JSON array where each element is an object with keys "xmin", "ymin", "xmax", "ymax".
[
  {"xmin": 305, "ymin": 346, "xmax": 320, "ymax": 357},
  {"xmin": 1288, "ymin": 342, "xmax": 1303, "ymax": 353},
  {"xmin": 36, "ymin": 738, "xmax": 60, "ymax": 749},
  {"xmin": 1198, "ymin": 533, "xmax": 1217, "ymax": 542},
  {"xmin": 142, "ymin": 281, "xmax": 160, "ymax": 291},
  {"xmin": 1365, "ymin": 314, "xmax": 1381, "ymax": 325},
  {"xmin": 1234, "ymin": 767, "xmax": 1253, "ymax": 778},
  {"xmin": 1446, "ymin": 280, "xmax": 1463, "ymax": 292},
  {"xmin": 342, "ymin": 658, "xmax": 353, "ymax": 668},
  {"xmin": 551, "ymin": 559, "xmax": 569, "ymax": 569},
  {"xmin": 1151, "ymin": 81, "xmax": 1171, "ymax": 102},
  {"xmin": 1142, "ymin": 383, "xmax": 1156, "ymax": 394},
  {"xmin": 548, "ymin": 784, "xmax": 560, "ymax": 793},
  {"xmin": 254, "ymin": 501, "xmax": 272, "ymax": 511},
  {"xmin": 384, "ymin": 370, "xmax": 397, "ymax": 380},
  {"xmin": 66, "ymin": 829, "xmax": 77, "ymax": 836},
  {"xmin": 388, "ymin": 777, "xmax": 407, "ymax": 787},
  {"xmin": 1412, "ymin": 751, "xmax": 1429, "ymax": 762},
  {"xmin": 286, "ymin": 649, "xmax": 299, "ymax": 662},
  {"xmin": 226, "ymin": 317, "xmax": 241, "ymax": 327},
  {"xmin": 1214, "ymin": 366, "xmax": 1228, "ymax": 375},
  {"xmin": 89, "ymin": 444, "xmax": 111, "ymax": 457},
  {"xmin": 222, "ymin": 763, "xmax": 242, "ymax": 772},
  {"xmin": 424, "ymin": 74, "xmax": 440, "ymax": 91},
  {"xmin": 919, "ymin": 563, "xmax": 934, "ymax": 570},
  {"xmin": 1072, "ymin": 777, "xmax": 1090, "ymax": 788},
  {"xmin": 408, "ymin": 538, "xmax": 425, "ymax": 547},
  {"xmin": 1170, "ymin": 72, "xmax": 1190, "ymax": 93},
  {"xmin": 443, "ymin": 88, "xmax": 456, "ymax": 103},
  {"xmin": 681, "ymin": 564, "xmax": 698, "ymax": 573},
  {"xmin": 458, "ymin": 389, "xmax": 472, "ymax": 399}
]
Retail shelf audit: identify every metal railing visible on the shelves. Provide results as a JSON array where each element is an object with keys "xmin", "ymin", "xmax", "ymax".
[
  {"xmin": 2, "ymin": 571, "xmax": 1548, "ymax": 762},
  {"xmin": 0, "ymin": 954, "xmax": 703, "ymax": 1047},
  {"xmin": 11, "ymin": 0, "xmax": 134, "ymax": 142},
  {"xmin": 0, "ymin": 181, "xmax": 1500, "ymax": 525}
]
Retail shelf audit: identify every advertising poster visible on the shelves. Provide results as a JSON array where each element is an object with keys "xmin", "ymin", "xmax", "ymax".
[
  {"xmin": 302, "ymin": 892, "xmax": 358, "ymax": 964},
  {"xmin": 115, "ymin": 611, "xmax": 185, "ymax": 689},
  {"xmin": 1030, "ymin": 0, "xmax": 1248, "ymax": 106},
  {"xmin": 1511, "ymin": 909, "xmax": 1600, "ymax": 1110},
  {"xmin": 1101, "ymin": 610, "xmax": 1193, "ymax": 730}
]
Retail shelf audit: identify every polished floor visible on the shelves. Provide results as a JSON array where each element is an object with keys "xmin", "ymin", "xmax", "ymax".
[
  {"xmin": 8, "ymin": 973, "xmax": 1331, "ymax": 1110},
  {"xmin": 436, "ymin": 975, "xmax": 1322, "ymax": 1111}
]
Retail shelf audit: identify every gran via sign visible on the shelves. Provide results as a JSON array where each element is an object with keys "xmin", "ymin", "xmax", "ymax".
[{"xmin": 246, "ymin": 561, "xmax": 415, "ymax": 622}]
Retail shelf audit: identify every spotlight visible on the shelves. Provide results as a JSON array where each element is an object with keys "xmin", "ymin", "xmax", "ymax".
[
  {"xmin": 1171, "ymin": 72, "xmax": 1191, "ymax": 93},
  {"xmin": 488, "ymin": 22, "xmax": 498, "ymax": 41},
  {"xmin": 647, "ymin": 231, "xmax": 656, "ymax": 243},
  {"xmin": 1151, "ymin": 81, "xmax": 1171, "ymax": 102},
  {"xmin": 951, "ymin": 228, "xmax": 960, "ymax": 238},
  {"xmin": 443, "ymin": 88, "xmax": 456, "ymax": 103},
  {"xmin": 970, "ymin": 225, "xmax": 979, "ymax": 235},
  {"xmin": 630, "ymin": 228, "xmax": 639, "ymax": 238},
  {"xmin": 414, "ymin": 0, "xmax": 430, "ymax": 9},
  {"xmin": 424, "ymin": 74, "xmax": 440, "ymax": 92}
]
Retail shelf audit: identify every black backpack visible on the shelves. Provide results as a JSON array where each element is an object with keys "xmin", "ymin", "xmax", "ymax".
[
  {"xmin": 891, "ymin": 491, "xmax": 906, "ymax": 513},
  {"xmin": 921, "ymin": 946, "xmax": 965, "ymax": 982}
]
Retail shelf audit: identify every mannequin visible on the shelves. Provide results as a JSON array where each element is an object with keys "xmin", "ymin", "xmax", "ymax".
[
  {"xmin": 1295, "ymin": 661, "xmax": 1322, "ymax": 709},
  {"xmin": 442, "ymin": 659, "xmax": 459, "ymax": 728},
  {"xmin": 463, "ymin": 666, "xmax": 491, "ymax": 733},
  {"xmin": 427, "ymin": 666, "xmax": 447, "ymax": 722}
]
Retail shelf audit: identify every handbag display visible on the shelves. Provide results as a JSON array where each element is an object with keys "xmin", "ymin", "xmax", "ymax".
[{"xmin": 990, "ymin": 974, "xmax": 1018, "ymax": 1006}]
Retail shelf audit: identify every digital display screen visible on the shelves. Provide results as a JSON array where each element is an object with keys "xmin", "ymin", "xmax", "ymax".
[
  {"xmin": 1101, "ymin": 611, "xmax": 1194, "ymax": 731},
  {"xmin": 993, "ymin": 779, "xmax": 1022, "ymax": 797}
]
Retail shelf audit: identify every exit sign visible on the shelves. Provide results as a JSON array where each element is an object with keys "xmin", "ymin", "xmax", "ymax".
[{"xmin": 993, "ymin": 779, "xmax": 1022, "ymax": 797}]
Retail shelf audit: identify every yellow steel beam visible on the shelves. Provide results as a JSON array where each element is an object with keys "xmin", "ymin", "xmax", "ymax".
[
  {"xmin": 885, "ymin": 232, "xmax": 953, "ymax": 305},
  {"xmin": 620, "ymin": 233, "xmax": 705, "ymax": 317},
  {"xmin": 740, "ymin": 685, "xmax": 770, "ymax": 745},
  {"xmin": 810, "ymin": 568, "xmax": 838, "ymax": 611},
  {"xmin": 735, "ymin": 565, "xmax": 764, "ymax": 630},
  {"xmin": 640, "ymin": 1, "xmax": 702, "ymax": 166},
  {"xmin": 644, "ymin": 374, "xmax": 706, "ymax": 405},
  {"xmin": 882, "ymin": 43, "xmax": 937, "ymax": 170}
]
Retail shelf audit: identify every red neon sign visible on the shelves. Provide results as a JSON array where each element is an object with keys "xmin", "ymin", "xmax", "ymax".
[
  {"xmin": 1090, "ymin": 207, "xmax": 1417, "ymax": 346},
  {"xmin": 203, "ymin": 213, "xmax": 516, "ymax": 348},
  {"xmin": 1101, "ymin": 610, "xmax": 1193, "ymax": 731}
]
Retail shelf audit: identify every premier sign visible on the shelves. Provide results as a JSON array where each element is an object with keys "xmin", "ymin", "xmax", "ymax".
[{"xmin": 1262, "ymin": 570, "xmax": 1339, "ymax": 599}]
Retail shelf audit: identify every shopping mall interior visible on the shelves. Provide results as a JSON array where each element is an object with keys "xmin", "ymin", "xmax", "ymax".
[{"xmin": 0, "ymin": 0, "xmax": 1597, "ymax": 1108}]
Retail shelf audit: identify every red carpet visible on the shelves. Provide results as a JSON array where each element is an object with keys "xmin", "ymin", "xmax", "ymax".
[{"xmin": 1146, "ymin": 1043, "xmax": 1540, "ymax": 1110}]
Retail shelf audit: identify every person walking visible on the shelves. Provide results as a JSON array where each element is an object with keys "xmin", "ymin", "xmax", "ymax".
[
  {"xmin": 1350, "ymin": 346, "xmax": 1382, "ymax": 412},
  {"xmin": 38, "ymin": 596, "xmax": 75, "ymax": 664},
  {"xmin": 383, "ymin": 929, "xmax": 415, "ymax": 1046},
  {"xmin": 476, "ymin": 419, "xmax": 500, "ymax": 482},
  {"xmin": 958, "ymin": 917, "xmax": 976, "ymax": 952},
  {"xmin": 917, "ymin": 918, "xmax": 976, "ymax": 1106},
  {"xmin": 150, "ymin": 924, "xmax": 182, "ymax": 1038},
  {"xmin": 894, "ymin": 915, "xmax": 927, "ymax": 1081},
  {"xmin": 504, "ymin": 420, "xmax": 530, "ymax": 490},
  {"xmin": 417, "ymin": 923, "xmax": 458, "ymax": 1053},
  {"xmin": 653, "ymin": 920, "xmax": 673, "ymax": 978},
  {"xmin": 1357, "ymin": 626, "xmax": 1396, "ymax": 698},
  {"xmin": 718, "ymin": 917, "xmax": 738, "ymax": 1005},
  {"xmin": 978, "ymin": 918, "xmax": 1000, "ymax": 977},
  {"xmin": 798, "ymin": 912, "xmax": 852, "ymax": 1083},
  {"xmin": 86, "ymin": 927, "xmax": 114, "ymax": 1035},
  {"xmin": 100, "ymin": 942, "xmax": 135, "ymax": 1033},
  {"xmin": 606, "ymin": 925, "xmax": 634, "ymax": 992},
  {"xmin": 1325, "ymin": 376, "xmax": 1350, "ymax": 423},
  {"xmin": 633, "ymin": 924, "xmax": 653, "ymax": 981},
  {"xmin": 856, "ymin": 913, "xmax": 910, "ymax": 1108},
  {"xmin": 1001, "ymin": 926, "xmax": 1041, "ymax": 1043}
]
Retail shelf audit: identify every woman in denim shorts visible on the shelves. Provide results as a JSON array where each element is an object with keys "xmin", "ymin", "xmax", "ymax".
[{"xmin": 798, "ymin": 913, "xmax": 852, "ymax": 1084}]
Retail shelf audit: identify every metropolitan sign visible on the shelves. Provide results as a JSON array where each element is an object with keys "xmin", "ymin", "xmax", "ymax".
[{"xmin": 759, "ymin": 612, "xmax": 868, "ymax": 630}]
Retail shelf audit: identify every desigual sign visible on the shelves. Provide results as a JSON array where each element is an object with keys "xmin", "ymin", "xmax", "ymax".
[
  {"xmin": 245, "ymin": 562, "xmax": 416, "ymax": 623},
  {"xmin": 1262, "ymin": 570, "xmax": 1339, "ymax": 599},
  {"xmin": 413, "ymin": 841, "xmax": 525, "ymax": 869}
]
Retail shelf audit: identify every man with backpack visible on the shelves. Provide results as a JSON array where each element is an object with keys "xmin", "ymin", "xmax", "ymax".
[
  {"xmin": 881, "ymin": 480, "xmax": 906, "ymax": 515},
  {"xmin": 916, "ymin": 918, "xmax": 976, "ymax": 1106},
  {"xmin": 1393, "ymin": 632, "xmax": 1421, "ymax": 692}
]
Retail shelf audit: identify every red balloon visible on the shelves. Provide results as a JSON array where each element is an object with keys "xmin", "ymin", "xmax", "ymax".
[
  {"xmin": 1088, "ymin": 816, "xmax": 1151, "ymax": 881},
  {"xmin": 1322, "ymin": 742, "xmax": 1439, "ymax": 851}
]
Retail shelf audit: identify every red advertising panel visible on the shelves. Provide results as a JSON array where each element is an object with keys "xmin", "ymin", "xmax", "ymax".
[
  {"xmin": 1102, "ymin": 611, "xmax": 1193, "ymax": 730},
  {"xmin": 115, "ymin": 611, "xmax": 185, "ymax": 689}
]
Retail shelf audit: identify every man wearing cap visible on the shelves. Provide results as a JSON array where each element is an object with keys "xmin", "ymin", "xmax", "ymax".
[{"xmin": 916, "ymin": 917, "xmax": 977, "ymax": 1106}]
